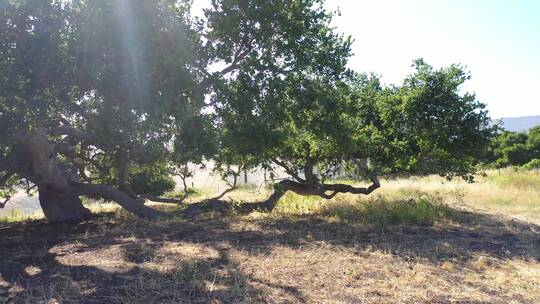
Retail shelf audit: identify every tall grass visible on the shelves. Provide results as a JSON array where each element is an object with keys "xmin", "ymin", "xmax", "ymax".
[
  {"xmin": 484, "ymin": 168, "xmax": 540, "ymax": 189},
  {"xmin": 320, "ymin": 195, "xmax": 453, "ymax": 226}
]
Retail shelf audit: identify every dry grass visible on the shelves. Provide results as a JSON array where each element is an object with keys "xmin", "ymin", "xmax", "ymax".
[
  {"xmin": 0, "ymin": 209, "xmax": 44, "ymax": 223},
  {"xmin": 0, "ymin": 170, "xmax": 539, "ymax": 303}
]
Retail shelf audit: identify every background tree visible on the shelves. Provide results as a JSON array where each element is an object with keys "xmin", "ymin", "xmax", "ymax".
[{"xmin": 484, "ymin": 126, "xmax": 540, "ymax": 168}]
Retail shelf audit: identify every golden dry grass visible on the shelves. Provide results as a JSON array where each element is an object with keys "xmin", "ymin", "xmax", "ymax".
[{"xmin": 0, "ymin": 170, "xmax": 539, "ymax": 303}]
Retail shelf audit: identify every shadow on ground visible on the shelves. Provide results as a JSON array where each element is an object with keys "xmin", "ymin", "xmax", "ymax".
[{"xmin": 0, "ymin": 206, "xmax": 538, "ymax": 303}]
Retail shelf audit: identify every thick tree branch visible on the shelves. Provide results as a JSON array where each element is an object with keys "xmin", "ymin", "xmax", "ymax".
[
  {"xmin": 180, "ymin": 176, "xmax": 380, "ymax": 218},
  {"xmin": 72, "ymin": 182, "xmax": 166, "ymax": 220},
  {"xmin": 322, "ymin": 175, "xmax": 380, "ymax": 195},
  {"xmin": 272, "ymin": 159, "xmax": 306, "ymax": 183}
]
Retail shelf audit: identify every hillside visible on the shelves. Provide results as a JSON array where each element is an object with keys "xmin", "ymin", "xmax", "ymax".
[{"xmin": 497, "ymin": 115, "xmax": 540, "ymax": 132}]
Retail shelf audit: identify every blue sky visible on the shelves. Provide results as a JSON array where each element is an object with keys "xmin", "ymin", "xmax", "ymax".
[{"xmin": 193, "ymin": 0, "xmax": 540, "ymax": 118}]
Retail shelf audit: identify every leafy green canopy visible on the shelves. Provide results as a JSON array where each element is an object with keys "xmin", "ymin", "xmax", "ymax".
[
  {"xmin": 0, "ymin": 0, "xmax": 214, "ymax": 194},
  {"xmin": 215, "ymin": 41, "xmax": 494, "ymax": 182},
  {"xmin": 372, "ymin": 59, "xmax": 494, "ymax": 179},
  {"xmin": 484, "ymin": 126, "xmax": 540, "ymax": 168},
  {"xmin": 0, "ymin": 0, "xmax": 495, "ymax": 210}
]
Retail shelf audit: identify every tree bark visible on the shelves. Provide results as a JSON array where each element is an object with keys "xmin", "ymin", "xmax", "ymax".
[
  {"xmin": 73, "ymin": 182, "xmax": 165, "ymax": 219},
  {"xmin": 11, "ymin": 128, "xmax": 92, "ymax": 222},
  {"xmin": 38, "ymin": 182, "xmax": 91, "ymax": 222}
]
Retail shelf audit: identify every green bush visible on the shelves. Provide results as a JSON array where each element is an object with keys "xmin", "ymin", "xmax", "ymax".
[
  {"xmin": 129, "ymin": 166, "xmax": 175, "ymax": 196},
  {"xmin": 522, "ymin": 159, "xmax": 540, "ymax": 170}
]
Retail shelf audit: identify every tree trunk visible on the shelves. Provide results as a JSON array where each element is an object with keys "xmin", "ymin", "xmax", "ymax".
[
  {"xmin": 11, "ymin": 129, "xmax": 90, "ymax": 222},
  {"xmin": 38, "ymin": 183, "xmax": 91, "ymax": 222},
  {"xmin": 11, "ymin": 128, "xmax": 163, "ymax": 222}
]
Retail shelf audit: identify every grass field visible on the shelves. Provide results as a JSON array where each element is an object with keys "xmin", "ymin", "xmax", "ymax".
[{"xmin": 0, "ymin": 169, "xmax": 539, "ymax": 303}]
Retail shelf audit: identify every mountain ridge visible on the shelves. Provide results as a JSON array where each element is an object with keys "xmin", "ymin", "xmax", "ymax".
[{"xmin": 494, "ymin": 115, "xmax": 540, "ymax": 132}]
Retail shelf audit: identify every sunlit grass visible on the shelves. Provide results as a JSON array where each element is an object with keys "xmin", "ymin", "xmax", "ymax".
[
  {"xmin": 320, "ymin": 196, "xmax": 454, "ymax": 226},
  {"xmin": 484, "ymin": 168, "xmax": 540, "ymax": 189},
  {"xmin": 0, "ymin": 208, "xmax": 44, "ymax": 223}
]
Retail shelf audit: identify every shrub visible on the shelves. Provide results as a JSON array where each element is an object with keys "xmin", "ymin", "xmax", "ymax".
[
  {"xmin": 522, "ymin": 159, "xmax": 540, "ymax": 170},
  {"xmin": 129, "ymin": 166, "xmax": 176, "ymax": 196}
]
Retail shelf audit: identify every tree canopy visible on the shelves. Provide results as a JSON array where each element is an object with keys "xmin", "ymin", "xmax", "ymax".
[
  {"xmin": 0, "ymin": 0, "xmax": 495, "ymax": 222},
  {"xmin": 483, "ymin": 126, "xmax": 540, "ymax": 169}
]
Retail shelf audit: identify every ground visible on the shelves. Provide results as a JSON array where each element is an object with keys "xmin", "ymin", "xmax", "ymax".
[{"xmin": 0, "ymin": 169, "xmax": 539, "ymax": 303}]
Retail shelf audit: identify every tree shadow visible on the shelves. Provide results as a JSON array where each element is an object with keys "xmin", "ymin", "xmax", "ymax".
[
  {"xmin": 0, "ymin": 205, "xmax": 538, "ymax": 303},
  {"xmin": 0, "ymin": 217, "xmax": 291, "ymax": 303},
  {"xmin": 246, "ymin": 208, "xmax": 539, "ymax": 263}
]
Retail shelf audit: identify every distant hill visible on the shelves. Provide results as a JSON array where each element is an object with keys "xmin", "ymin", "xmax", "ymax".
[
  {"xmin": 494, "ymin": 115, "xmax": 540, "ymax": 132},
  {"xmin": 0, "ymin": 194, "xmax": 40, "ymax": 218}
]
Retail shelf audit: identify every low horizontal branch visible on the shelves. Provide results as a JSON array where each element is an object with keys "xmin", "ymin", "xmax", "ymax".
[{"xmin": 72, "ymin": 182, "xmax": 166, "ymax": 219}]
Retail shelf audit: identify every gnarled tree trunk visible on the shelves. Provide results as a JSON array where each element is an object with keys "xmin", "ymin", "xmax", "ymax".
[
  {"xmin": 12, "ymin": 129, "xmax": 91, "ymax": 222},
  {"xmin": 11, "ymin": 128, "xmax": 163, "ymax": 222}
]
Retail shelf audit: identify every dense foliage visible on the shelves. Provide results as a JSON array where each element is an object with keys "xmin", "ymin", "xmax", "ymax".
[{"xmin": 484, "ymin": 126, "xmax": 540, "ymax": 169}]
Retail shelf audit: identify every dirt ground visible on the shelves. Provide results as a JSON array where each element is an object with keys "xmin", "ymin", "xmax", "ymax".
[{"xmin": 0, "ymin": 205, "xmax": 538, "ymax": 304}]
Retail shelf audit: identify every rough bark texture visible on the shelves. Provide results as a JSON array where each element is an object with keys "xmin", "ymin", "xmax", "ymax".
[{"xmin": 73, "ymin": 183, "xmax": 165, "ymax": 219}]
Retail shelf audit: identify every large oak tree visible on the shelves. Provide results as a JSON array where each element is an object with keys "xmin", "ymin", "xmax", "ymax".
[{"xmin": 0, "ymin": 0, "xmax": 494, "ymax": 222}]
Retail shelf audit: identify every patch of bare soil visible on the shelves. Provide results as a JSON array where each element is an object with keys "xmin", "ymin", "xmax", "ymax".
[{"xmin": 0, "ymin": 209, "xmax": 539, "ymax": 303}]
